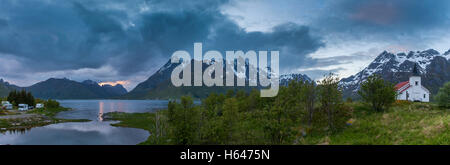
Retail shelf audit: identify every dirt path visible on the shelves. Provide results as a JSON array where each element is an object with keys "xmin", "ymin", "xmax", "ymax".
[{"xmin": 0, "ymin": 113, "xmax": 41, "ymax": 119}]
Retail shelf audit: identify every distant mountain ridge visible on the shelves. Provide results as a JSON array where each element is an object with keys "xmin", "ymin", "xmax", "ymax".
[
  {"xmin": 340, "ymin": 48, "xmax": 450, "ymax": 99},
  {"xmin": 0, "ymin": 78, "xmax": 127, "ymax": 99},
  {"xmin": 0, "ymin": 79, "xmax": 20, "ymax": 97}
]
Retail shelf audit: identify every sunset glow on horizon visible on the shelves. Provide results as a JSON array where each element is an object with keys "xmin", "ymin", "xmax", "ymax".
[{"xmin": 98, "ymin": 80, "xmax": 130, "ymax": 87}]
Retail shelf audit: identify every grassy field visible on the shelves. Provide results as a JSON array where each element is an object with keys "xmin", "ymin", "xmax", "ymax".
[
  {"xmin": 104, "ymin": 112, "xmax": 156, "ymax": 131},
  {"xmin": 300, "ymin": 102, "xmax": 450, "ymax": 144},
  {"xmin": 105, "ymin": 102, "xmax": 450, "ymax": 145},
  {"xmin": 26, "ymin": 107, "xmax": 71, "ymax": 117}
]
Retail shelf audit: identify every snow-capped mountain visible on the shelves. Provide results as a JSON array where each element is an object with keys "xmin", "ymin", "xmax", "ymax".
[
  {"xmin": 340, "ymin": 49, "xmax": 450, "ymax": 98},
  {"xmin": 124, "ymin": 59, "xmax": 312, "ymax": 99},
  {"xmin": 280, "ymin": 73, "xmax": 312, "ymax": 86}
]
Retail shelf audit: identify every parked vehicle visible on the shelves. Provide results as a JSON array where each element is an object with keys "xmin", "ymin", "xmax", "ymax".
[
  {"xmin": 18, "ymin": 104, "xmax": 29, "ymax": 111},
  {"xmin": 36, "ymin": 103, "xmax": 44, "ymax": 109},
  {"xmin": 1, "ymin": 101, "xmax": 13, "ymax": 110}
]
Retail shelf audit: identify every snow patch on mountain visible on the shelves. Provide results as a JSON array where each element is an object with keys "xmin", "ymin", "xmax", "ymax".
[{"xmin": 340, "ymin": 48, "xmax": 450, "ymax": 95}]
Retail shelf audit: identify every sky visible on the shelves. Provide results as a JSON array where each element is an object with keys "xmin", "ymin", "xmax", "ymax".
[{"xmin": 0, "ymin": 0, "xmax": 449, "ymax": 91}]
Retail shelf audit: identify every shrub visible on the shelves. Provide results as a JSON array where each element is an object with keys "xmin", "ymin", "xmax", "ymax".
[
  {"xmin": 318, "ymin": 73, "xmax": 342, "ymax": 130},
  {"xmin": 434, "ymin": 82, "xmax": 450, "ymax": 108},
  {"xmin": 45, "ymin": 99, "xmax": 60, "ymax": 109},
  {"xmin": 358, "ymin": 75, "xmax": 397, "ymax": 112},
  {"xmin": 346, "ymin": 97, "xmax": 353, "ymax": 103},
  {"xmin": 311, "ymin": 103, "xmax": 353, "ymax": 132}
]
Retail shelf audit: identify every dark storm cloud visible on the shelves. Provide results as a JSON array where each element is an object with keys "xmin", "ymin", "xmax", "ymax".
[
  {"xmin": 207, "ymin": 22, "xmax": 324, "ymax": 72},
  {"xmin": 0, "ymin": 0, "xmax": 324, "ymax": 78},
  {"xmin": 113, "ymin": 10, "xmax": 324, "ymax": 75},
  {"xmin": 145, "ymin": 0, "xmax": 230, "ymax": 11},
  {"xmin": 0, "ymin": 0, "xmax": 123, "ymax": 71}
]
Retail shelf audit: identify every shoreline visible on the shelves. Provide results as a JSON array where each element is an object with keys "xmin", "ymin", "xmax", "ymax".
[
  {"xmin": 102, "ymin": 112, "xmax": 156, "ymax": 145},
  {"xmin": 0, "ymin": 107, "xmax": 91, "ymax": 133}
]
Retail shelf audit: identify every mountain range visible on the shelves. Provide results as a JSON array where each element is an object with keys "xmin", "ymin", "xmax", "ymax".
[
  {"xmin": 122, "ymin": 59, "xmax": 312, "ymax": 99},
  {"xmin": 1, "ymin": 48, "xmax": 448, "ymax": 100},
  {"xmin": 340, "ymin": 49, "xmax": 450, "ymax": 99},
  {"xmin": 0, "ymin": 78, "xmax": 127, "ymax": 99}
]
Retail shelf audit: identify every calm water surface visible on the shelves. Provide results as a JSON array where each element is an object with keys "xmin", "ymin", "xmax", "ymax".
[{"xmin": 0, "ymin": 100, "xmax": 168, "ymax": 145}]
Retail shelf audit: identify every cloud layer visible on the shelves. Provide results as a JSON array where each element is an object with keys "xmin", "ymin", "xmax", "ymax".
[
  {"xmin": 0, "ymin": 0, "xmax": 449, "ymax": 89},
  {"xmin": 0, "ymin": 0, "xmax": 325, "ymax": 89}
]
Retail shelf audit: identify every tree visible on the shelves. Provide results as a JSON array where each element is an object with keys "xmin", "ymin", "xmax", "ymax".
[
  {"xmin": 221, "ymin": 97, "xmax": 240, "ymax": 144},
  {"xmin": 26, "ymin": 92, "xmax": 35, "ymax": 106},
  {"xmin": 7, "ymin": 90, "xmax": 17, "ymax": 106},
  {"xmin": 358, "ymin": 74, "xmax": 397, "ymax": 112},
  {"xmin": 263, "ymin": 93, "xmax": 295, "ymax": 144},
  {"xmin": 18, "ymin": 90, "xmax": 27, "ymax": 105},
  {"xmin": 301, "ymin": 81, "xmax": 316, "ymax": 128},
  {"xmin": 434, "ymin": 82, "xmax": 450, "ymax": 108},
  {"xmin": 318, "ymin": 73, "xmax": 342, "ymax": 130},
  {"xmin": 7, "ymin": 90, "xmax": 35, "ymax": 106},
  {"xmin": 169, "ymin": 96, "xmax": 199, "ymax": 145}
]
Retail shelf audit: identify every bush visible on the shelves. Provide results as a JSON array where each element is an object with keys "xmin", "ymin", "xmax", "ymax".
[
  {"xmin": 434, "ymin": 82, "xmax": 450, "ymax": 108},
  {"xmin": 45, "ymin": 99, "xmax": 60, "ymax": 109},
  {"xmin": 167, "ymin": 96, "xmax": 200, "ymax": 145},
  {"xmin": 312, "ymin": 103, "xmax": 353, "ymax": 131},
  {"xmin": 358, "ymin": 75, "xmax": 397, "ymax": 112},
  {"xmin": 318, "ymin": 73, "xmax": 342, "ymax": 130}
]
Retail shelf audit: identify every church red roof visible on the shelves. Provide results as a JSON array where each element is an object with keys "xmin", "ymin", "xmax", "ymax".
[{"xmin": 395, "ymin": 81, "xmax": 410, "ymax": 92}]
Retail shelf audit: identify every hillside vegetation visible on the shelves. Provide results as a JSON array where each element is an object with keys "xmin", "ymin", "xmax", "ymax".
[
  {"xmin": 303, "ymin": 102, "xmax": 450, "ymax": 144},
  {"xmin": 105, "ymin": 77, "xmax": 450, "ymax": 145},
  {"xmin": 106, "ymin": 101, "xmax": 449, "ymax": 145}
]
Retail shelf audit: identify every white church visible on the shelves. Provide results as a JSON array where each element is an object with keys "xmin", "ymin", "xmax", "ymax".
[{"xmin": 395, "ymin": 64, "xmax": 430, "ymax": 102}]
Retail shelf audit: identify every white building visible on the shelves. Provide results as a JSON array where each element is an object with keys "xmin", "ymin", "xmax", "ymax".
[{"xmin": 395, "ymin": 65, "xmax": 430, "ymax": 102}]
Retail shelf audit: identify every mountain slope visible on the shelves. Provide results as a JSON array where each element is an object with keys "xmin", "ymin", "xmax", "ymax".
[
  {"xmin": 340, "ymin": 49, "xmax": 450, "ymax": 99},
  {"xmin": 124, "ymin": 60, "xmax": 312, "ymax": 99},
  {"xmin": 0, "ymin": 79, "xmax": 20, "ymax": 97},
  {"xmin": 20, "ymin": 78, "xmax": 127, "ymax": 99}
]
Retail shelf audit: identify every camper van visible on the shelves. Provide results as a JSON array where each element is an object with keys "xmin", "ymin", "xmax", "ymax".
[
  {"xmin": 1, "ymin": 101, "xmax": 13, "ymax": 110},
  {"xmin": 18, "ymin": 104, "xmax": 29, "ymax": 111}
]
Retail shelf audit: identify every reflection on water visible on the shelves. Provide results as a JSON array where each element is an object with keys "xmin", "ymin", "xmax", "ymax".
[
  {"xmin": 0, "ymin": 100, "xmax": 168, "ymax": 145},
  {"xmin": 0, "ymin": 122, "xmax": 150, "ymax": 145},
  {"xmin": 0, "ymin": 128, "xmax": 31, "ymax": 134},
  {"xmin": 99, "ymin": 101, "xmax": 104, "ymax": 121},
  {"xmin": 56, "ymin": 100, "xmax": 168, "ymax": 121}
]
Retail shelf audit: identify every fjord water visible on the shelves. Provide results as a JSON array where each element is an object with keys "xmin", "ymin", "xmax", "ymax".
[{"xmin": 0, "ymin": 100, "xmax": 168, "ymax": 145}]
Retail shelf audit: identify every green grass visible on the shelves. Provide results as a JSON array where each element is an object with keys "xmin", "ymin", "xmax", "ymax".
[
  {"xmin": 26, "ymin": 107, "xmax": 71, "ymax": 117},
  {"xmin": 104, "ymin": 112, "xmax": 155, "ymax": 131},
  {"xmin": 299, "ymin": 102, "xmax": 450, "ymax": 145}
]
